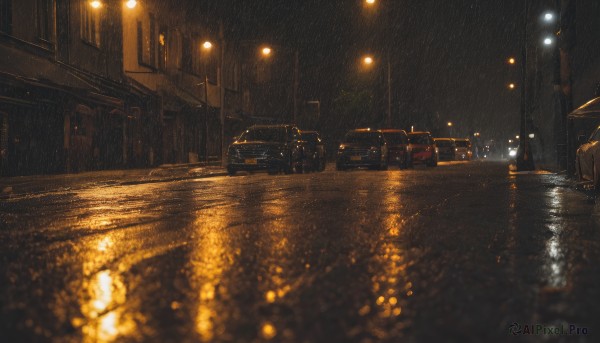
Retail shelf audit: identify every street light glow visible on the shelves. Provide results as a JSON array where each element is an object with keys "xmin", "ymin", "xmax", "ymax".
[
  {"xmin": 365, "ymin": 0, "xmax": 376, "ymax": 4},
  {"xmin": 202, "ymin": 41, "xmax": 213, "ymax": 50},
  {"xmin": 544, "ymin": 37, "xmax": 553, "ymax": 46},
  {"xmin": 126, "ymin": 0, "xmax": 137, "ymax": 9},
  {"xmin": 363, "ymin": 56, "xmax": 373, "ymax": 65},
  {"xmin": 529, "ymin": 133, "xmax": 535, "ymax": 139},
  {"xmin": 544, "ymin": 12, "xmax": 554, "ymax": 22},
  {"xmin": 447, "ymin": 122, "xmax": 453, "ymax": 127},
  {"xmin": 262, "ymin": 47, "xmax": 272, "ymax": 56},
  {"xmin": 508, "ymin": 83, "xmax": 516, "ymax": 90},
  {"xmin": 508, "ymin": 57, "xmax": 516, "ymax": 65},
  {"xmin": 90, "ymin": 0, "xmax": 102, "ymax": 9}
]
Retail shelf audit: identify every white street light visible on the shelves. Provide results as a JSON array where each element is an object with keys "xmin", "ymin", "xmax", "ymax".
[
  {"xmin": 126, "ymin": 0, "xmax": 137, "ymax": 9},
  {"xmin": 90, "ymin": 0, "xmax": 102, "ymax": 9},
  {"xmin": 544, "ymin": 12, "xmax": 554, "ymax": 22},
  {"xmin": 544, "ymin": 37, "xmax": 553, "ymax": 46}
]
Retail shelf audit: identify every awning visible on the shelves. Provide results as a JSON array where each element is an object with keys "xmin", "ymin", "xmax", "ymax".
[
  {"xmin": 158, "ymin": 78, "xmax": 203, "ymax": 112},
  {"xmin": 568, "ymin": 97, "xmax": 600, "ymax": 118}
]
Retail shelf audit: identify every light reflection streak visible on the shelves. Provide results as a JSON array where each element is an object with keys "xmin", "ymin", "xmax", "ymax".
[
  {"xmin": 362, "ymin": 176, "xmax": 409, "ymax": 337},
  {"xmin": 190, "ymin": 201, "xmax": 235, "ymax": 342},
  {"xmin": 544, "ymin": 189, "xmax": 567, "ymax": 288}
]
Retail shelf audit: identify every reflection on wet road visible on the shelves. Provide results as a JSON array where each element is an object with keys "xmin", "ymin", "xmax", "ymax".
[{"xmin": 1, "ymin": 162, "xmax": 600, "ymax": 342}]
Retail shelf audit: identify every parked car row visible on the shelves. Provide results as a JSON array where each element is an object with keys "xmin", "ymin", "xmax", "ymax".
[{"xmin": 226, "ymin": 125, "xmax": 479, "ymax": 176}]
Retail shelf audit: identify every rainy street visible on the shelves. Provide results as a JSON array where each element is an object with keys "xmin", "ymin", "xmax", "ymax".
[{"xmin": 1, "ymin": 161, "xmax": 600, "ymax": 342}]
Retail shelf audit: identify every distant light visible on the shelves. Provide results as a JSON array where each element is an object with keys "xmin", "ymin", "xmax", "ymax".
[
  {"xmin": 447, "ymin": 122, "xmax": 453, "ymax": 127},
  {"xmin": 474, "ymin": 132, "xmax": 480, "ymax": 137},
  {"xmin": 509, "ymin": 149, "xmax": 517, "ymax": 157},
  {"xmin": 508, "ymin": 57, "xmax": 516, "ymax": 65},
  {"xmin": 90, "ymin": 0, "xmax": 102, "ymax": 9},
  {"xmin": 202, "ymin": 41, "xmax": 213, "ymax": 50},
  {"xmin": 544, "ymin": 12, "xmax": 554, "ymax": 22},
  {"xmin": 126, "ymin": 0, "xmax": 137, "ymax": 9},
  {"xmin": 544, "ymin": 37, "xmax": 553, "ymax": 46},
  {"xmin": 363, "ymin": 56, "xmax": 373, "ymax": 65},
  {"xmin": 366, "ymin": 0, "xmax": 376, "ymax": 4},
  {"xmin": 509, "ymin": 139, "xmax": 513, "ymax": 143},
  {"xmin": 508, "ymin": 83, "xmax": 516, "ymax": 90},
  {"xmin": 516, "ymin": 135, "xmax": 520, "ymax": 139},
  {"xmin": 262, "ymin": 47, "xmax": 272, "ymax": 56},
  {"xmin": 529, "ymin": 133, "xmax": 535, "ymax": 139}
]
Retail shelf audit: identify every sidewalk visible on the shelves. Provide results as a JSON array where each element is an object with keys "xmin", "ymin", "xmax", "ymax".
[{"xmin": 0, "ymin": 162, "xmax": 228, "ymax": 199}]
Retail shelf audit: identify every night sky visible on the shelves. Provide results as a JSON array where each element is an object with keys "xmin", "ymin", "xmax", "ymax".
[{"xmin": 190, "ymin": 0, "xmax": 599, "ymax": 141}]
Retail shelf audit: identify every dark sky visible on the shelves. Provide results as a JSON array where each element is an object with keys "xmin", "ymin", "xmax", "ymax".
[{"xmin": 190, "ymin": 0, "xmax": 599, "ymax": 140}]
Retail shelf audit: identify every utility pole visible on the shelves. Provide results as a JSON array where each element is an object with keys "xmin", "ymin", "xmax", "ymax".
[
  {"xmin": 293, "ymin": 50, "xmax": 299, "ymax": 124},
  {"xmin": 219, "ymin": 21, "xmax": 226, "ymax": 166},
  {"xmin": 516, "ymin": 0, "xmax": 536, "ymax": 171}
]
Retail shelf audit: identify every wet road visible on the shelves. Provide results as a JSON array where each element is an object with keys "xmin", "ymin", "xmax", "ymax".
[{"xmin": 1, "ymin": 161, "xmax": 600, "ymax": 342}]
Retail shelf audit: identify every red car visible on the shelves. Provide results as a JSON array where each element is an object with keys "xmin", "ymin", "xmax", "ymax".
[
  {"xmin": 381, "ymin": 129, "xmax": 410, "ymax": 169},
  {"xmin": 408, "ymin": 131, "xmax": 438, "ymax": 167}
]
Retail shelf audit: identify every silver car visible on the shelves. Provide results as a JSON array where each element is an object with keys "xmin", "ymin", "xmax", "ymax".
[{"xmin": 576, "ymin": 125, "xmax": 600, "ymax": 188}]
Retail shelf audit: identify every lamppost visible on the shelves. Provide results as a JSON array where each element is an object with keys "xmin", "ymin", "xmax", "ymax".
[
  {"xmin": 363, "ymin": 0, "xmax": 392, "ymax": 128},
  {"xmin": 201, "ymin": 40, "xmax": 213, "ymax": 162},
  {"xmin": 251, "ymin": 43, "xmax": 300, "ymax": 124}
]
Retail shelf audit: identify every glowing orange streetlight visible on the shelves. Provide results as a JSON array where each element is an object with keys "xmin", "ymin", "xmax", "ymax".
[
  {"xmin": 261, "ymin": 47, "xmax": 272, "ymax": 57},
  {"xmin": 202, "ymin": 41, "xmax": 213, "ymax": 50},
  {"xmin": 90, "ymin": 0, "xmax": 102, "ymax": 9},
  {"xmin": 508, "ymin": 57, "xmax": 516, "ymax": 65},
  {"xmin": 363, "ymin": 56, "xmax": 374, "ymax": 65},
  {"xmin": 447, "ymin": 122, "xmax": 453, "ymax": 127},
  {"xmin": 126, "ymin": 0, "xmax": 137, "ymax": 9},
  {"xmin": 508, "ymin": 83, "xmax": 516, "ymax": 90},
  {"xmin": 365, "ymin": 0, "xmax": 376, "ymax": 5}
]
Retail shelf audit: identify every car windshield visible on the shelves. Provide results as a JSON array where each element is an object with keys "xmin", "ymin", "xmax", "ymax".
[
  {"xmin": 408, "ymin": 135, "xmax": 431, "ymax": 145},
  {"xmin": 455, "ymin": 140, "xmax": 470, "ymax": 147},
  {"xmin": 344, "ymin": 132, "xmax": 381, "ymax": 145},
  {"xmin": 435, "ymin": 140, "xmax": 453, "ymax": 147},
  {"xmin": 238, "ymin": 127, "xmax": 287, "ymax": 142},
  {"xmin": 383, "ymin": 133, "xmax": 406, "ymax": 145}
]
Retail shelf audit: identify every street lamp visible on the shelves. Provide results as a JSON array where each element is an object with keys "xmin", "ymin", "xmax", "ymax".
[
  {"xmin": 201, "ymin": 40, "xmax": 213, "ymax": 162},
  {"xmin": 508, "ymin": 57, "xmax": 516, "ymax": 65},
  {"xmin": 363, "ymin": 55, "xmax": 374, "ymax": 65},
  {"xmin": 447, "ymin": 122, "xmax": 453, "ymax": 127},
  {"xmin": 125, "ymin": 0, "xmax": 137, "ymax": 9},
  {"xmin": 543, "ymin": 37, "xmax": 553, "ymax": 46},
  {"xmin": 508, "ymin": 83, "xmax": 516, "ymax": 90},
  {"xmin": 261, "ymin": 47, "xmax": 272, "ymax": 57},
  {"xmin": 543, "ymin": 12, "xmax": 554, "ymax": 22},
  {"xmin": 90, "ymin": 0, "xmax": 102, "ymax": 9},
  {"xmin": 365, "ymin": 0, "xmax": 376, "ymax": 5}
]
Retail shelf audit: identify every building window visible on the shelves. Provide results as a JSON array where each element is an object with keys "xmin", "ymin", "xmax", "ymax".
[
  {"xmin": 137, "ymin": 14, "xmax": 156, "ymax": 68},
  {"xmin": 0, "ymin": 0, "xmax": 11, "ymax": 34},
  {"xmin": 81, "ymin": 0, "xmax": 101, "ymax": 47},
  {"xmin": 37, "ymin": 0, "xmax": 54, "ymax": 43},
  {"xmin": 158, "ymin": 27, "xmax": 167, "ymax": 71}
]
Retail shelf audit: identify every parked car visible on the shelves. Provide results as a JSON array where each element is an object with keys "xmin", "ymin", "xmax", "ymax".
[
  {"xmin": 454, "ymin": 138, "xmax": 472, "ymax": 160},
  {"xmin": 381, "ymin": 129, "xmax": 410, "ymax": 169},
  {"xmin": 336, "ymin": 129, "xmax": 388, "ymax": 170},
  {"xmin": 301, "ymin": 130, "xmax": 326, "ymax": 172},
  {"xmin": 434, "ymin": 138, "xmax": 456, "ymax": 161},
  {"xmin": 408, "ymin": 132, "xmax": 437, "ymax": 167},
  {"xmin": 576, "ymin": 125, "xmax": 600, "ymax": 188},
  {"xmin": 226, "ymin": 124, "xmax": 305, "ymax": 175}
]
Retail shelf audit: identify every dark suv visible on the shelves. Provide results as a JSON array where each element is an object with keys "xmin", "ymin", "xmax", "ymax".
[
  {"xmin": 336, "ymin": 129, "xmax": 388, "ymax": 170},
  {"xmin": 226, "ymin": 125, "xmax": 304, "ymax": 175},
  {"xmin": 381, "ymin": 129, "xmax": 410, "ymax": 169}
]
